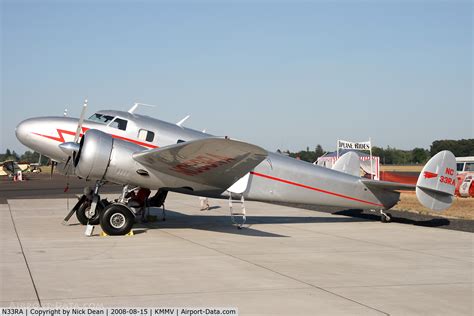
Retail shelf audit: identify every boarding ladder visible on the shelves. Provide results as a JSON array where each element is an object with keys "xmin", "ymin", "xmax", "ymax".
[{"xmin": 228, "ymin": 192, "xmax": 246, "ymax": 229}]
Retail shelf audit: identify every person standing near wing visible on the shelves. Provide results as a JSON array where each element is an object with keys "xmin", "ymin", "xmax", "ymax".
[{"xmin": 199, "ymin": 197, "xmax": 210, "ymax": 211}]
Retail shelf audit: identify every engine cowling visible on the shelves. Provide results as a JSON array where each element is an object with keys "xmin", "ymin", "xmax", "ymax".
[
  {"xmin": 73, "ymin": 129, "xmax": 165, "ymax": 188},
  {"xmin": 74, "ymin": 129, "xmax": 113, "ymax": 180}
]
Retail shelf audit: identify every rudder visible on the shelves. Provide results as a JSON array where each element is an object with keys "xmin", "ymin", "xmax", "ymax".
[{"xmin": 416, "ymin": 150, "xmax": 456, "ymax": 211}]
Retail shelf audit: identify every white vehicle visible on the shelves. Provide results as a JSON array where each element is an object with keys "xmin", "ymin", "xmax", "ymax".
[
  {"xmin": 455, "ymin": 156, "xmax": 474, "ymax": 198},
  {"xmin": 456, "ymin": 156, "xmax": 474, "ymax": 174}
]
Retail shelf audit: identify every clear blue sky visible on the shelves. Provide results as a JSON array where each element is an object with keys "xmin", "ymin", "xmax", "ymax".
[{"xmin": 1, "ymin": 0, "xmax": 472, "ymax": 154}]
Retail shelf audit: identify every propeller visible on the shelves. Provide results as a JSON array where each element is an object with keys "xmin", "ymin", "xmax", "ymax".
[
  {"xmin": 59, "ymin": 99, "xmax": 88, "ymax": 175},
  {"xmin": 50, "ymin": 160, "xmax": 55, "ymax": 179}
]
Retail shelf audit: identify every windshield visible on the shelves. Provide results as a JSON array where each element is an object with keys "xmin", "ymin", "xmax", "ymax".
[{"xmin": 88, "ymin": 113, "xmax": 115, "ymax": 124}]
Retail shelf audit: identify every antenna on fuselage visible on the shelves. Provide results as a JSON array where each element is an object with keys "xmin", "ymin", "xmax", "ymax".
[
  {"xmin": 128, "ymin": 102, "xmax": 157, "ymax": 114},
  {"xmin": 176, "ymin": 115, "xmax": 190, "ymax": 127}
]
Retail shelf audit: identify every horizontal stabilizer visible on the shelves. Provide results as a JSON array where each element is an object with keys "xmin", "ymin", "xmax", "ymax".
[{"xmin": 361, "ymin": 179, "xmax": 415, "ymax": 191}]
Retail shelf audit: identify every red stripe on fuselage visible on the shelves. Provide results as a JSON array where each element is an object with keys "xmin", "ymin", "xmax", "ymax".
[
  {"xmin": 33, "ymin": 127, "xmax": 158, "ymax": 149},
  {"xmin": 250, "ymin": 171, "xmax": 384, "ymax": 207}
]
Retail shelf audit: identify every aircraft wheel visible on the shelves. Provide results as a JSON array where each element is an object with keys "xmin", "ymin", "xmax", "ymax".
[
  {"xmin": 100, "ymin": 204, "xmax": 134, "ymax": 236},
  {"xmin": 76, "ymin": 198, "xmax": 104, "ymax": 225},
  {"xmin": 381, "ymin": 213, "xmax": 391, "ymax": 223}
]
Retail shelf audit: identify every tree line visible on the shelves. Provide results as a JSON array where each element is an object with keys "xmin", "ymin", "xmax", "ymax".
[
  {"xmin": 278, "ymin": 139, "xmax": 474, "ymax": 164},
  {"xmin": 0, "ymin": 149, "xmax": 50, "ymax": 165},
  {"xmin": 1, "ymin": 139, "xmax": 472, "ymax": 165}
]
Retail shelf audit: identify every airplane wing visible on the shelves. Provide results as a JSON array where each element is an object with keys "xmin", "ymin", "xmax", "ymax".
[
  {"xmin": 360, "ymin": 179, "xmax": 416, "ymax": 191},
  {"xmin": 133, "ymin": 138, "xmax": 268, "ymax": 193}
]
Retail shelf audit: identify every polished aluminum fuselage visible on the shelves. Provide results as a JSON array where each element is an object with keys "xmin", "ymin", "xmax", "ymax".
[{"xmin": 16, "ymin": 110, "xmax": 399, "ymax": 210}]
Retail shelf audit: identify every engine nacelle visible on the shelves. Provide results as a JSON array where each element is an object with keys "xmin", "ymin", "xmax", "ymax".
[
  {"xmin": 73, "ymin": 129, "xmax": 166, "ymax": 188},
  {"xmin": 74, "ymin": 129, "xmax": 113, "ymax": 180}
]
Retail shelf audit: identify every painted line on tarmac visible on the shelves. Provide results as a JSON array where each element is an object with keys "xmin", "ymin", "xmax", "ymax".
[{"xmin": 8, "ymin": 203, "xmax": 42, "ymax": 306}]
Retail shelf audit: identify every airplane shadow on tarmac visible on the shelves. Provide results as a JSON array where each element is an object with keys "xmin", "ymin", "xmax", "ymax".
[
  {"xmin": 333, "ymin": 209, "xmax": 451, "ymax": 228},
  {"xmin": 132, "ymin": 208, "xmax": 369, "ymax": 237}
]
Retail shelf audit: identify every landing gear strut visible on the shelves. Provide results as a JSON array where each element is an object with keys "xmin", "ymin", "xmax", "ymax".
[
  {"xmin": 83, "ymin": 181, "xmax": 105, "ymax": 223},
  {"xmin": 62, "ymin": 181, "xmax": 106, "ymax": 225},
  {"xmin": 369, "ymin": 209, "xmax": 392, "ymax": 223},
  {"xmin": 380, "ymin": 210, "xmax": 392, "ymax": 223}
]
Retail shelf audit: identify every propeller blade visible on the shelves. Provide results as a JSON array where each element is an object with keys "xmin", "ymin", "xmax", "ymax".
[
  {"xmin": 50, "ymin": 160, "xmax": 55, "ymax": 179},
  {"xmin": 73, "ymin": 99, "xmax": 88, "ymax": 143},
  {"xmin": 64, "ymin": 156, "xmax": 71, "ymax": 168}
]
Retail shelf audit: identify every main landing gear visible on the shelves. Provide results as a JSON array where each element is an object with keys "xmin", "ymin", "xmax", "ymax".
[
  {"xmin": 63, "ymin": 181, "xmax": 106, "ymax": 225},
  {"xmin": 63, "ymin": 183, "xmax": 169, "ymax": 236},
  {"xmin": 100, "ymin": 203, "xmax": 135, "ymax": 236},
  {"xmin": 75, "ymin": 187, "xmax": 110, "ymax": 225}
]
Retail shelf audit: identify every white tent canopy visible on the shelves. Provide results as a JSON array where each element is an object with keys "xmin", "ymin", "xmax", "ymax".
[{"xmin": 316, "ymin": 150, "xmax": 380, "ymax": 180}]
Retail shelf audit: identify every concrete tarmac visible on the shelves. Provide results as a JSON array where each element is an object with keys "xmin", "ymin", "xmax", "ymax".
[
  {"xmin": 1, "ymin": 193, "xmax": 472, "ymax": 315},
  {"xmin": 0, "ymin": 173, "xmax": 122, "ymax": 203}
]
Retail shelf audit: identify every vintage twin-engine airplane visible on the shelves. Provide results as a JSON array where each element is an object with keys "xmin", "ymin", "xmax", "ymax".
[{"xmin": 15, "ymin": 101, "xmax": 457, "ymax": 235}]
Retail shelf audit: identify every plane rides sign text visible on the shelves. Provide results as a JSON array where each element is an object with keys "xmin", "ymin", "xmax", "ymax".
[{"xmin": 337, "ymin": 140, "xmax": 372, "ymax": 151}]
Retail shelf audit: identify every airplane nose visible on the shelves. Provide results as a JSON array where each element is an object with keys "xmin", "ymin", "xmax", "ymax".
[
  {"xmin": 15, "ymin": 116, "xmax": 73, "ymax": 162},
  {"xmin": 15, "ymin": 118, "xmax": 33, "ymax": 146}
]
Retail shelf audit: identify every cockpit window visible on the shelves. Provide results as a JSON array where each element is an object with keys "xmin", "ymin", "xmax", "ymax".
[
  {"xmin": 109, "ymin": 118, "xmax": 128, "ymax": 131},
  {"xmin": 88, "ymin": 113, "xmax": 115, "ymax": 124}
]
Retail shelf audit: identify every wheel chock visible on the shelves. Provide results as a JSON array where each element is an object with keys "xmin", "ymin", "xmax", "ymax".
[
  {"xmin": 100, "ymin": 230, "xmax": 134, "ymax": 237},
  {"xmin": 84, "ymin": 224, "xmax": 94, "ymax": 237}
]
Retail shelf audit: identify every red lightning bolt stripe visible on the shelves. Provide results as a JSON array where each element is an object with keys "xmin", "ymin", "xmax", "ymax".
[{"xmin": 33, "ymin": 128, "xmax": 158, "ymax": 149}]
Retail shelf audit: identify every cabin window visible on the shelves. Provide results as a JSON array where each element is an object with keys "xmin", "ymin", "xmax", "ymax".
[
  {"xmin": 88, "ymin": 113, "xmax": 115, "ymax": 124},
  {"xmin": 138, "ymin": 129, "xmax": 155, "ymax": 142},
  {"xmin": 109, "ymin": 118, "xmax": 128, "ymax": 131},
  {"xmin": 457, "ymin": 163, "xmax": 465, "ymax": 172},
  {"xmin": 465, "ymin": 163, "xmax": 474, "ymax": 172},
  {"xmin": 177, "ymin": 139, "xmax": 185, "ymax": 144}
]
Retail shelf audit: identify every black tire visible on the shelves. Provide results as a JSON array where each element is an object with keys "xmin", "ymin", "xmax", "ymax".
[
  {"xmin": 381, "ymin": 213, "xmax": 391, "ymax": 223},
  {"xmin": 76, "ymin": 199, "xmax": 104, "ymax": 225},
  {"xmin": 100, "ymin": 204, "xmax": 134, "ymax": 236}
]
